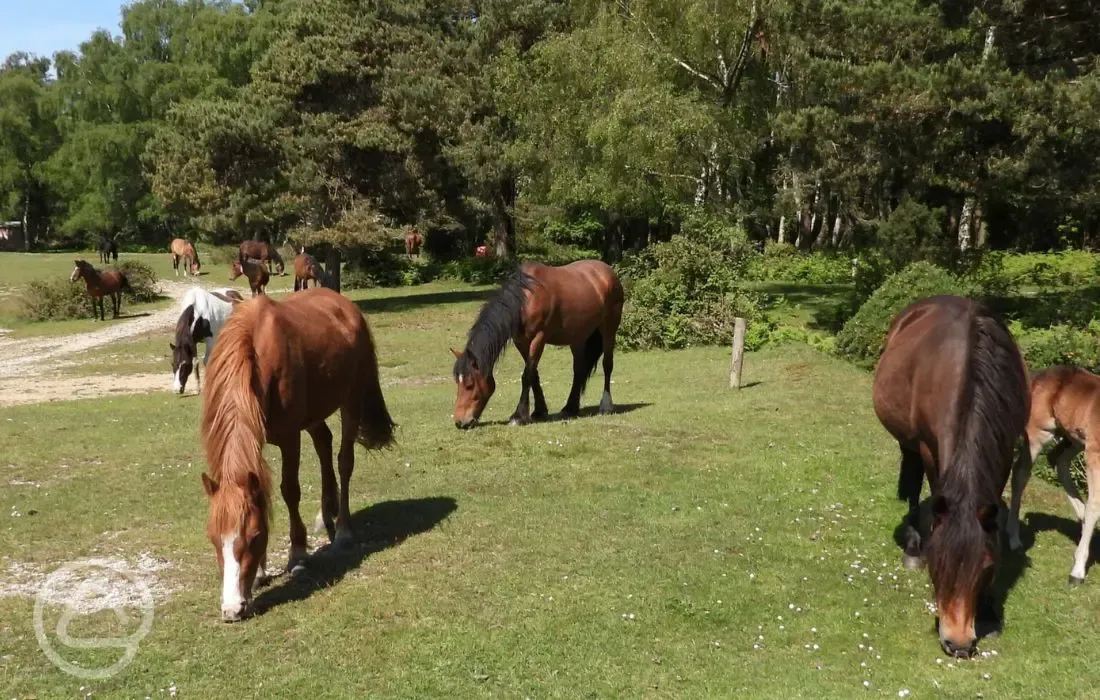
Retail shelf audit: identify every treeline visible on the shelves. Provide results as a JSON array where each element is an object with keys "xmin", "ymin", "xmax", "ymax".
[{"xmin": 1, "ymin": 0, "xmax": 1098, "ymax": 263}]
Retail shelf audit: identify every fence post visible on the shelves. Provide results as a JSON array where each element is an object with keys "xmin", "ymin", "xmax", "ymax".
[{"xmin": 729, "ymin": 317, "xmax": 747, "ymax": 389}]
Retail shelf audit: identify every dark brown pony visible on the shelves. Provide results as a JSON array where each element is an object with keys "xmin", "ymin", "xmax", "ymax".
[
  {"xmin": 292, "ymin": 250, "xmax": 325, "ymax": 291},
  {"xmin": 405, "ymin": 229, "xmax": 424, "ymax": 261},
  {"xmin": 451, "ymin": 260, "xmax": 624, "ymax": 429},
  {"xmin": 170, "ymin": 238, "xmax": 201, "ymax": 276},
  {"xmin": 1013, "ymin": 366, "xmax": 1100, "ymax": 585},
  {"xmin": 98, "ymin": 234, "xmax": 118, "ymax": 264},
  {"xmin": 239, "ymin": 240, "xmax": 284, "ymax": 275},
  {"xmin": 199, "ymin": 288, "xmax": 394, "ymax": 621},
  {"xmin": 872, "ymin": 295, "xmax": 1029, "ymax": 658},
  {"xmin": 230, "ymin": 256, "xmax": 270, "ymax": 297},
  {"xmin": 70, "ymin": 260, "xmax": 131, "ymax": 320}
]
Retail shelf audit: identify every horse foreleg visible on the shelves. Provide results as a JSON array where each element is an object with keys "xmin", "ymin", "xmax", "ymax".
[
  {"xmin": 1070, "ymin": 445, "xmax": 1100, "ymax": 585},
  {"xmin": 509, "ymin": 335, "xmax": 545, "ymax": 425},
  {"xmin": 278, "ymin": 433, "xmax": 308, "ymax": 573},
  {"xmin": 334, "ymin": 408, "xmax": 358, "ymax": 549},
  {"xmin": 898, "ymin": 445, "xmax": 925, "ymax": 570},
  {"xmin": 112, "ymin": 292, "xmax": 120, "ymax": 319},
  {"xmin": 307, "ymin": 423, "xmax": 337, "ymax": 541}
]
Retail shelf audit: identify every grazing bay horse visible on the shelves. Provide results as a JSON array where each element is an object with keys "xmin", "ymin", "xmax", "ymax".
[
  {"xmin": 405, "ymin": 229, "xmax": 424, "ymax": 261},
  {"xmin": 170, "ymin": 238, "xmax": 201, "ymax": 276},
  {"xmin": 1013, "ymin": 366, "xmax": 1100, "ymax": 586},
  {"xmin": 872, "ymin": 295, "xmax": 1029, "ymax": 658},
  {"xmin": 239, "ymin": 240, "xmax": 284, "ymax": 275},
  {"xmin": 230, "ymin": 256, "xmax": 270, "ymax": 297},
  {"xmin": 170, "ymin": 287, "xmax": 244, "ymax": 394},
  {"xmin": 199, "ymin": 288, "xmax": 394, "ymax": 621},
  {"xmin": 98, "ymin": 234, "xmax": 118, "ymax": 264},
  {"xmin": 451, "ymin": 260, "xmax": 624, "ymax": 429},
  {"xmin": 292, "ymin": 250, "xmax": 325, "ymax": 291},
  {"xmin": 70, "ymin": 260, "xmax": 131, "ymax": 321}
]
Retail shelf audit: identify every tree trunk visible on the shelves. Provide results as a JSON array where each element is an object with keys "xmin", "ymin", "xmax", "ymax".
[
  {"xmin": 22, "ymin": 196, "xmax": 31, "ymax": 252},
  {"xmin": 325, "ymin": 248, "xmax": 341, "ymax": 293},
  {"xmin": 493, "ymin": 176, "xmax": 517, "ymax": 258},
  {"xmin": 958, "ymin": 197, "xmax": 974, "ymax": 252}
]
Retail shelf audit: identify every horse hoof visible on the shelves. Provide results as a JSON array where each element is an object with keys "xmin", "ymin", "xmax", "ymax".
[
  {"xmin": 334, "ymin": 530, "xmax": 355, "ymax": 549},
  {"xmin": 902, "ymin": 554, "xmax": 925, "ymax": 571},
  {"xmin": 509, "ymin": 417, "xmax": 529, "ymax": 426},
  {"xmin": 288, "ymin": 560, "xmax": 307, "ymax": 576},
  {"xmin": 531, "ymin": 411, "xmax": 549, "ymax": 422},
  {"xmin": 1069, "ymin": 575, "xmax": 1086, "ymax": 588}
]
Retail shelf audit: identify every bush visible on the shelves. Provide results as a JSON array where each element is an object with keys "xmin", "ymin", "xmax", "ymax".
[
  {"xmin": 835, "ymin": 262, "xmax": 976, "ymax": 366},
  {"xmin": 746, "ymin": 242, "xmax": 852, "ymax": 284},
  {"xmin": 439, "ymin": 256, "xmax": 514, "ymax": 285},
  {"xmin": 1012, "ymin": 320, "xmax": 1100, "ymax": 374},
  {"xmin": 19, "ymin": 278, "xmax": 92, "ymax": 321},
  {"xmin": 116, "ymin": 260, "xmax": 159, "ymax": 303}
]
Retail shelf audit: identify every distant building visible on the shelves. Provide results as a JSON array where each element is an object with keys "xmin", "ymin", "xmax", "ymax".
[{"xmin": 0, "ymin": 221, "xmax": 24, "ymax": 251}]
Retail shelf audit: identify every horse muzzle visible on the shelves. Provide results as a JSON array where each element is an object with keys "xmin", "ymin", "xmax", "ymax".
[
  {"xmin": 221, "ymin": 599, "xmax": 253, "ymax": 623},
  {"xmin": 455, "ymin": 417, "xmax": 477, "ymax": 430}
]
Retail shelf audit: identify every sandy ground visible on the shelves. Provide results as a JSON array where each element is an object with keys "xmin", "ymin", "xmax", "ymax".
[{"xmin": 0, "ymin": 281, "xmax": 199, "ymax": 406}]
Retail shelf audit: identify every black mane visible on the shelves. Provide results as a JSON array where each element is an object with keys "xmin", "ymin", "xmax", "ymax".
[{"xmin": 453, "ymin": 269, "xmax": 535, "ymax": 377}]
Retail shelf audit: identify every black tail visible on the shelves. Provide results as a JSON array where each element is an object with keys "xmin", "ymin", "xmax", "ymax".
[
  {"xmin": 576, "ymin": 329, "xmax": 604, "ymax": 395},
  {"xmin": 119, "ymin": 273, "xmax": 132, "ymax": 292}
]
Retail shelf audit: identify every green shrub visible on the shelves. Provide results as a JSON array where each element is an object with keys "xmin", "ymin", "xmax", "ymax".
[
  {"xmin": 876, "ymin": 198, "xmax": 952, "ymax": 269},
  {"xmin": 116, "ymin": 260, "xmax": 159, "ymax": 303},
  {"xmin": 439, "ymin": 257, "xmax": 514, "ymax": 285},
  {"xmin": 1011, "ymin": 320, "xmax": 1100, "ymax": 374},
  {"xmin": 1000, "ymin": 250, "xmax": 1100, "ymax": 288},
  {"xmin": 835, "ymin": 262, "xmax": 976, "ymax": 366},
  {"xmin": 746, "ymin": 242, "xmax": 852, "ymax": 284},
  {"xmin": 19, "ymin": 278, "xmax": 92, "ymax": 321}
]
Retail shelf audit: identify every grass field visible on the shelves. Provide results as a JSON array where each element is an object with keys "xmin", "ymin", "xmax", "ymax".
[{"xmin": 2, "ymin": 258, "xmax": 1100, "ymax": 698}]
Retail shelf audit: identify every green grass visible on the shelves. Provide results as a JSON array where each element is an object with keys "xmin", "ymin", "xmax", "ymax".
[{"xmin": 2, "ymin": 278, "xmax": 1099, "ymax": 698}]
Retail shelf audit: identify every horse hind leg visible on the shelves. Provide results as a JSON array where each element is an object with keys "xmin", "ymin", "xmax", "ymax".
[
  {"xmin": 897, "ymin": 445, "xmax": 925, "ymax": 570},
  {"xmin": 599, "ymin": 330, "xmax": 615, "ymax": 415},
  {"xmin": 278, "ymin": 433, "xmax": 309, "ymax": 573},
  {"xmin": 334, "ymin": 408, "xmax": 359, "ymax": 548},
  {"xmin": 307, "ymin": 422, "xmax": 338, "ymax": 542}
]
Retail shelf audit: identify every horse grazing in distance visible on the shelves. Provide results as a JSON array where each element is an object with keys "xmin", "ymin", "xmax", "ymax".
[
  {"xmin": 1012, "ymin": 366, "xmax": 1100, "ymax": 586},
  {"xmin": 98, "ymin": 234, "xmax": 118, "ymax": 264},
  {"xmin": 199, "ymin": 288, "xmax": 395, "ymax": 621},
  {"xmin": 404, "ymin": 229, "xmax": 424, "ymax": 261},
  {"xmin": 170, "ymin": 238, "xmax": 201, "ymax": 276},
  {"xmin": 293, "ymin": 249, "xmax": 325, "ymax": 291},
  {"xmin": 872, "ymin": 295, "xmax": 1029, "ymax": 659},
  {"xmin": 451, "ymin": 260, "xmax": 624, "ymax": 429},
  {"xmin": 170, "ymin": 287, "xmax": 244, "ymax": 394},
  {"xmin": 70, "ymin": 260, "xmax": 131, "ymax": 321},
  {"xmin": 230, "ymin": 255, "xmax": 270, "ymax": 297},
  {"xmin": 239, "ymin": 239, "xmax": 284, "ymax": 275}
]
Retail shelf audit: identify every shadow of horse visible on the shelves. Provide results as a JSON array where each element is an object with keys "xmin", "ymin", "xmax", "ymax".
[
  {"xmin": 254, "ymin": 496, "xmax": 457, "ymax": 614},
  {"xmin": 355, "ymin": 289, "xmax": 493, "ymax": 315},
  {"xmin": 473, "ymin": 401, "xmax": 652, "ymax": 428}
]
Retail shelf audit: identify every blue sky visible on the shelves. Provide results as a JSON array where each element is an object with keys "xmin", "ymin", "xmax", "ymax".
[{"xmin": 0, "ymin": 0, "xmax": 124, "ymax": 62}]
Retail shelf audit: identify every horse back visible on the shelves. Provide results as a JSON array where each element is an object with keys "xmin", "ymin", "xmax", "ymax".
[
  {"xmin": 520, "ymin": 260, "xmax": 623, "ymax": 342},
  {"xmin": 1029, "ymin": 366, "xmax": 1100, "ymax": 444}
]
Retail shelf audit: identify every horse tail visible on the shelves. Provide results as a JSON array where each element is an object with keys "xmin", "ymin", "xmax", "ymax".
[
  {"xmin": 201, "ymin": 305, "xmax": 272, "ymax": 511},
  {"xmin": 355, "ymin": 320, "xmax": 396, "ymax": 450},
  {"xmin": 118, "ymin": 273, "xmax": 131, "ymax": 292},
  {"xmin": 576, "ymin": 329, "xmax": 604, "ymax": 395}
]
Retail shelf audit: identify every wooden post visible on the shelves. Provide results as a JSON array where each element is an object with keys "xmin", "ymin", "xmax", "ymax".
[{"xmin": 729, "ymin": 317, "xmax": 747, "ymax": 389}]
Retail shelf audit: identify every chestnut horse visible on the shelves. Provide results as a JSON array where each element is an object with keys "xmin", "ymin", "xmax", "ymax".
[
  {"xmin": 1012, "ymin": 366, "xmax": 1100, "ymax": 586},
  {"xmin": 451, "ymin": 260, "xmax": 624, "ymax": 429},
  {"xmin": 170, "ymin": 238, "xmax": 201, "ymax": 276},
  {"xmin": 239, "ymin": 240, "xmax": 284, "ymax": 275},
  {"xmin": 199, "ymin": 288, "xmax": 395, "ymax": 621},
  {"xmin": 404, "ymin": 229, "xmax": 424, "ymax": 261},
  {"xmin": 70, "ymin": 260, "xmax": 131, "ymax": 321},
  {"xmin": 292, "ymin": 250, "xmax": 325, "ymax": 291},
  {"xmin": 170, "ymin": 287, "xmax": 243, "ymax": 394},
  {"xmin": 230, "ymin": 256, "xmax": 270, "ymax": 297},
  {"xmin": 872, "ymin": 295, "xmax": 1029, "ymax": 658}
]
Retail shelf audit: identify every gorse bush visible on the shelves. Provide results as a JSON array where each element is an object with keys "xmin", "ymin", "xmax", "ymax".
[
  {"xmin": 835, "ymin": 262, "xmax": 976, "ymax": 366},
  {"xmin": 1012, "ymin": 320, "xmax": 1100, "ymax": 374},
  {"xmin": 117, "ymin": 260, "xmax": 159, "ymax": 302},
  {"xmin": 19, "ymin": 278, "xmax": 91, "ymax": 321}
]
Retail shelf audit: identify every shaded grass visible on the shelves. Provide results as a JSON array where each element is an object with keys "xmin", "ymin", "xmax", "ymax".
[{"xmin": 2, "ymin": 333, "xmax": 1099, "ymax": 698}]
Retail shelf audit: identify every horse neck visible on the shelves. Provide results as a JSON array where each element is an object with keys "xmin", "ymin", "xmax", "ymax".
[
  {"xmin": 80, "ymin": 268, "xmax": 102, "ymax": 289},
  {"xmin": 201, "ymin": 309, "xmax": 272, "ymax": 504}
]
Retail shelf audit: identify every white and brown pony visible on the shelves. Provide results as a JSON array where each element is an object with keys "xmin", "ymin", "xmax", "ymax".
[
  {"xmin": 170, "ymin": 287, "xmax": 244, "ymax": 394},
  {"xmin": 1012, "ymin": 366, "xmax": 1100, "ymax": 586},
  {"xmin": 170, "ymin": 238, "xmax": 201, "ymax": 276},
  {"xmin": 70, "ymin": 260, "xmax": 131, "ymax": 320},
  {"xmin": 199, "ymin": 288, "xmax": 395, "ymax": 621}
]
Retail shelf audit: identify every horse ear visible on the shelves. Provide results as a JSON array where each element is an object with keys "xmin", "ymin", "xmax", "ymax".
[
  {"xmin": 245, "ymin": 472, "xmax": 264, "ymax": 506},
  {"xmin": 169, "ymin": 342, "xmax": 176, "ymax": 351},
  {"xmin": 464, "ymin": 350, "xmax": 479, "ymax": 371},
  {"xmin": 450, "ymin": 347, "xmax": 462, "ymax": 359},
  {"xmin": 201, "ymin": 473, "xmax": 218, "ymax": 497},
  {"xmin": 977, "ymin": 503, "xmax": 1000, "ymax": 533}
]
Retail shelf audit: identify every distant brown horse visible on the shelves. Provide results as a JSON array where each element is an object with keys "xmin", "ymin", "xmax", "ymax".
[
  {"xmin": 170, "ymin": 238, "xmax": 201, "ymax": 276},
  {"xmin": 70, "ymin": 260, "xmax": 131, "ymax": 321},
  {"xmin": 239, "ymin": 240, "xmax": 284, "ymax": 275},
  {"xmin": 872, "ymin": 295, "xmax": 1029, "ymax": 658},
  {"xmin": 405, "ymin": 229, "xmax": 424, "ymax": 261},
  {"xmin": 1013, "ymin": 366, "xmax": 1100, "ymax": 586},
  {"xmin": 292, "ymin": 250, "xmax": 325, "ymax": 291},
  {"xmin": 199, "ymin": 288, "xmax": 395, "ymax": 621},
  {"xmin": 230, "ymin": 256, "xmax": 270, "ymax": 297},
  {"xmin": 451, "ymin": 260, "xmax": 624, "ymax": 429}
]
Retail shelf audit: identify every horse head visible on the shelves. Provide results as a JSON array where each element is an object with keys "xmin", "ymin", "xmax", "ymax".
[{"xmin": 451, "ymin": 348, "xmax": 495, "ymax": 429}]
